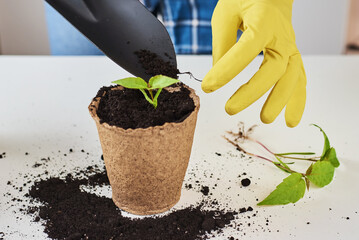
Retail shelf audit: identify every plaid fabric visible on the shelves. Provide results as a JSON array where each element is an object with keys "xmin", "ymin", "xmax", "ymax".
[{"xmin": 141, "ymin": 0, "xmax": 218, "ymax": 54}]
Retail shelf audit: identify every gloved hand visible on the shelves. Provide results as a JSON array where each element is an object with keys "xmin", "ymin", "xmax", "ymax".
[{"xmin": 202, "ymin": 0, "xmax": 306, "ymax": 127}]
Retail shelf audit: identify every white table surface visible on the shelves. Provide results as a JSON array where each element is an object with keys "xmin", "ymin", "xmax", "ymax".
[{"xmin": 0, "ymin": 55, "xmax": 358, "ymax": 239}]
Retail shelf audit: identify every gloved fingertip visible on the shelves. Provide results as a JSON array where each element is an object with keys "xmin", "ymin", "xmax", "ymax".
[
  {"xmin": 201, "ymin": 76, "xmax": 219, "ymax": 93},
  {"xmin": 285, "ymin": 119, "xmax": 300, "ymax": 128},
  {"xmin": 201, "ymin": 83, "xmax": 214, "ymax": 93},
  {"xmin": 224, "ymin": 102, "xmax": 238, "ymax": 116},
  {"xmin": 285, "ymin": 111, "xmax": 302, "ymax": 128},
  {"xmin": 260, "ymin": 112, "xmax": 275, "ymax": 125}
]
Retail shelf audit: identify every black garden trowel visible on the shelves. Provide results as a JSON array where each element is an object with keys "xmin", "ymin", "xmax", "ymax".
[{"xmin": 45, "ymin": 0, "xmax": 177, "ymax": 80}]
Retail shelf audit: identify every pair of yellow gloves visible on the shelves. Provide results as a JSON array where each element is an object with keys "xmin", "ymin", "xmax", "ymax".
[{"xmin": 202, "ymin": 0, "xmax": 306, "ymax": 127}]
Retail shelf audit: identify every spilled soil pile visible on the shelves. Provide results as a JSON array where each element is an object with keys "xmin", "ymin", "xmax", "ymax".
[{"xmin": 26, "ymin": 166, "xmax": 237, "ymax": 240}]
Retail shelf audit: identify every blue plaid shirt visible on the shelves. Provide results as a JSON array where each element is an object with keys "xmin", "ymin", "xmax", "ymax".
[{"xmin": 141, "ymin": 0, "xmax": 218, "ymax": 54}]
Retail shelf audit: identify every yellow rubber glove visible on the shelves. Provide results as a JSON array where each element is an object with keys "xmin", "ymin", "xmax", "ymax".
[{"xmin": 202, "ymin": 0, "xmax": 306, "ymax": 127}]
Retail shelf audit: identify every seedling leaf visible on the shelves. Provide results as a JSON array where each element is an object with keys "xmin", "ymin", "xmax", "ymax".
[
  {"xmin": 112, "ymin": 77, "xmax": 148, "ymax": 89},
  {"xmin": 149, "ymin": 75, "xmax": 179, "ymax": 89},
  {"xmin": 112, "ymin": 75, "xmax": 181, "ymax": 108},
  {"xmin": 258, "ymin": 173, "xmax": 306, "ymax": 206},
  {"xmin": 323, "ymin": 147, "xmax": 340, "ymax": 168},
  {"xmin": 312, "ymin": 124, "xmax": 330, "ymax": 157},
  {"xmin": 307, "ymin": 161, "xmax": 335, "ymax": 187}
]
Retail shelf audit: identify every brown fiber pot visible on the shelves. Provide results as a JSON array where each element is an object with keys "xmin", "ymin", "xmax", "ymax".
[{"xmin": 88, "ymin": 85, "xmax": 200, "ymax": 215}]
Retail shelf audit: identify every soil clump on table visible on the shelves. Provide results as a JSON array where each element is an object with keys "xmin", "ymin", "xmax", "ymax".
[{"xmin": 95, "ymin": 84, "xmax": 195, "ymax": 129}]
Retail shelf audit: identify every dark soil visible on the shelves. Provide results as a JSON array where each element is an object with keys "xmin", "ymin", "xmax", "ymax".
[
  {"xmin": 201, "ymin": 186, "xmax": 210, "ymax": 196},
  {"xmin": 3, "ymin": 147, "xmax": 283, "ymax": 240},
  {"xmin": 95, "ymin": 84, "xmax": 195, "ymax": 129},
  {"xmin": 135, "ymin": 49, "xmax": 179, "ymax": 79},
  {"xmin": 241, "ymin": 178, "xmax": 251, "ymax": 187},
  {"xmin": 27, "ymin": 167, "xmax": 237, "ymax": 240}
]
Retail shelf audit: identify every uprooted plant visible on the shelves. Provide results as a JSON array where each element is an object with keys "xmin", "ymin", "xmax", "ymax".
[
  {"xmin": 112, "ymin": 75, "xmax": 179, "ymax": 108},
  {"xmin": 225, "ymin": 123, "xmax": 340, "ymax": 206}
]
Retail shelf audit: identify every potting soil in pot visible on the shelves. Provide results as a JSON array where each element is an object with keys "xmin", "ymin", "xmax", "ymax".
[{"xmin": 95, "ymin": 83, "xmax": 195, "ymax": 129}]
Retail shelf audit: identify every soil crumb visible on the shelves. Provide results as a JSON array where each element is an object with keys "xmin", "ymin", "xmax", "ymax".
[{"xmin": 241, "ymin": 178, "xmax": 251, "ymax": 187}]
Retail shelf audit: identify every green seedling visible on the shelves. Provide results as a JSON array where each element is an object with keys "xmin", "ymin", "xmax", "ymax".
[
  {"xmin": 225, "ymin": 123, "xmax": 340, "ymax": 206},
  {"xmin": 112, "ymin": 75, "xmax": 179, "ymax": 108}
]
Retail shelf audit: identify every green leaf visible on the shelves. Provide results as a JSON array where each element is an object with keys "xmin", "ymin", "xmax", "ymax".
[
  {"xmin": 152, "ymin": 88, "xmax": 163, "ymax": 109},
  {"xmin": 139, "ymin": 89, "xmax": 155, "ymax": 107},
  {"xmin": 276, "ymin": 152, "xmax": 315, "ymax": 156},
  {"xmin": 312, "ymin": 124, "xmax": 330, "ymax": 158},
  {"xmin": 307, "ymin": 161, "xmax": 335, "ymax": 187},
  {"xmin": 112, "ymin": 77, "xmax": 148, "ymax": 89},
  {"xmin": 323, "ymin": 147, "xmax": 340, "ymax": 168},
  {"xmin": 258, "ymin": 173, "xmax": 306, "ymax": 206},
  {"xmin": 148, "ymin": 75, "xmax": 179, "ymax": 89}
]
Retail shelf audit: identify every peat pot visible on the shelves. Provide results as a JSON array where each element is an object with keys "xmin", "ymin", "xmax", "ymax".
[{"xmin": 89, "ymin": 85, "xmax": 200, "ymax": 215}]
